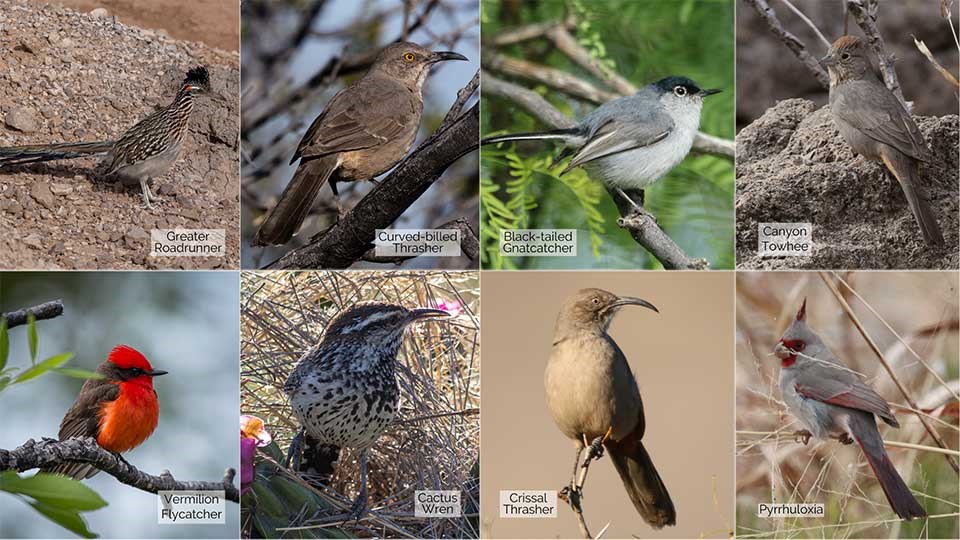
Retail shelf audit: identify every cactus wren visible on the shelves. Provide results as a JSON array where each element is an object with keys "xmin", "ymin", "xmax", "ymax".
[{"xmin": 283, "ymin": 301, "xmax": 448, "ymax": 517}]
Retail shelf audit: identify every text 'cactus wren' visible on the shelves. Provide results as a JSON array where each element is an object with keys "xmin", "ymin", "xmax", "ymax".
[{"xmin": 283, "ymin": 301, "xmax": 448, "ymax": 517}]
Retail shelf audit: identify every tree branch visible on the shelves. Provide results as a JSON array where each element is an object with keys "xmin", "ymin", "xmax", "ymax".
[
  {"xmin": 268, "ymin": 103, "xmax": 479, "ymax": 269},
  {"xmin": 1, "ymin": 300, "xmax": 64, "ymax": 329},
  {"xmin": 847, "ymin": 0, "xmax": 907, "ymax": 107},
  {"xmin": 744, "ymin": 0, "xmax": 831, "ymax": 88},
  {"xmin": 0, "ymin": 438, "xmax": 239, "ymax": 502}
]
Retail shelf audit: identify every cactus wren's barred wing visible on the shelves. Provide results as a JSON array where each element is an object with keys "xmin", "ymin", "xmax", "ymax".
[
  {"xmin": 0, "ymin": 66, "xmax": 211, "ymax": 209},
  {"xmin": 283, "ymin": 302, "xmax": 448, "ymax": 518}
]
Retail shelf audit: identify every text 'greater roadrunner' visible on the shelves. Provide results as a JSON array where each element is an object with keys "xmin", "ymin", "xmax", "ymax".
[
  {"xmin": 283, "ymin": 302, "xmax": 448, "ymax": 518},
  {"xmin": 0, "ymin": 66, "xmax": 211, "ymax": 209}
]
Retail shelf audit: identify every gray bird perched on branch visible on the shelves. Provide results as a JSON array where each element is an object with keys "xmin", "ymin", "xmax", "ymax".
[
  {"xmin": 253, "ymin": 42, "xmax": 468, "ymax": 246},
  {"xmin": 283, "ymin": 302, "xmax": 449, "ymax": 518},
  {"xmin": 546, "ymin": 288, "xmax": 676, "ymax": 529},
  {"xmin": 482, "ymin": 76, "xmax": 719, "ymax": 207},
  {"xmin": 0, "ymin": 66, "xmax": 212, "ymax": 209},
  {"xmin": 822, "ymin": 35, "xmax": 943, "ymax": 245}
]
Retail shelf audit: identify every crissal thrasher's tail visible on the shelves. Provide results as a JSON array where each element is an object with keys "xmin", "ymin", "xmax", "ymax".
[
  {"xmin": 253, "ymin": 156, "xmax": 338, "ymax": 247},
  {"xmin": 849, "ymin": 412, "xmax": 927, "ymax": 520},
  {"xmin": 606, "ymin": 429, "xmax": 676, "ymax": 528},
  {"xmin": 298, "ymin": 433, "xmax": 340, "ymax": 487},
  {"xmin": 0, "ymin": 140, "xmax": 114, "ymax": 166},
  {"xmin": 480, "ymin": 127, "xmax": 582, "ymax": 146}
]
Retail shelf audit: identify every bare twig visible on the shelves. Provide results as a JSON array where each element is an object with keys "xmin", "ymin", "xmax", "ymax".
[
  {"xmin": 489, "ymin": 15, "xmax": 577, "ymax": 47},
  {"xmin": 781, "ymin": 0, "xmax": 832, "ymax": 48},
  {"xmin": 818, "ymin": 272, "xmax": 959, "ymax": 473},
  {"xmin": 846, "ymin": 0, "xmax": 907, "ymax": 106},
  {"xmin": 744, "ymin": 0, "xmax": 830, "ymax": 88},
  {"xmin": 1, "ymin": 300, "xmax": 64, "ymax": 329},
  {"xmin": 0, "ymin": 438, "xmax": 239, "ymax": 502},
  {"xmin": 440, "ymin": 70, "xmax": 480, "ymax": 129},
  {"xmin": 913, "ymin": 36, "xmax": 960, "ymax": 87},
  {"xmin": 544, "ymin": 26, "xmax": 637, "ymax": 96},
  {"xmin": 484, "ymin": 52, "xmax": 621, "ymax": 104}
]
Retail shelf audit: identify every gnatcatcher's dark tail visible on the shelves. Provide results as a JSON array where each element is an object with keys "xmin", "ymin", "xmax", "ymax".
[
  {"xmin": 481, "ymin": 127, "xmax": 582, "ymax": 146},
  {"xmin": 0, "ymin": 140, "xmax": 114, "ymax": 166}
]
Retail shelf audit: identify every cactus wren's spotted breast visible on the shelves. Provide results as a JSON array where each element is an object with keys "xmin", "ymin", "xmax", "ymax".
[{"xmin": 283, "ymin": 301, "xmax": 448, "ymax": 517}]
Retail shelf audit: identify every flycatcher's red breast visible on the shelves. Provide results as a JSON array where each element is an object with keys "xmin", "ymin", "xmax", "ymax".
[{"xmin": 46, "ymin": 345, "xmax": 167, "ymax": 479}]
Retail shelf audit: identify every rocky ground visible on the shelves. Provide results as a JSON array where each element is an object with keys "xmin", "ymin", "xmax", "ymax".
[
  {"xmin": 736, "ymin": 99, "xmax": 959, "ymax": 270},
  {"xmin": 0, "ymin": 0, "xmax": 239, "ymax": 270}
]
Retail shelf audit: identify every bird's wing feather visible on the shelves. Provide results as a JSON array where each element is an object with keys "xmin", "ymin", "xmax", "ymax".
[
  {"xmin": 832, "ymin": 80, "xmax": 933, "ymax": 162},
  {"xmin": 563, "ymin": 114, "xmax": 673, "ymax": 174},
  {"xmin": 292, "ymin": 81, "xmax": 411, "ymax": 164},
  {"xmin": 57, "ymin": 379, "xmax": 119, "ymax": 440},
  {"xmin": 793, "ymin": 368, "xmax": 898, "ymax": 426}
]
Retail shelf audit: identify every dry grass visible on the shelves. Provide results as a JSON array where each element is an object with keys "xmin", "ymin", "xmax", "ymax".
[
  {"xmin": 735, "ymin": 271, "xmax": 960, "ymax": 539},
  {"xmin": 241, "ymin": 270, "xmax": 480, "ymax": 539}
]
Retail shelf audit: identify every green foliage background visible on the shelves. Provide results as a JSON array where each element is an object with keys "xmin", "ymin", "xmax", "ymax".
[{"xmin": 481, "ymin": 0, "xmax": 735, "ymax": 269}]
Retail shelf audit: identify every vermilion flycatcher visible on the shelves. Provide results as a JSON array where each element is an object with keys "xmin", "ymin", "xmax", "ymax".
[{"xmin": 46, "ymin": 345, "xmax": 167, "ymax": 479}]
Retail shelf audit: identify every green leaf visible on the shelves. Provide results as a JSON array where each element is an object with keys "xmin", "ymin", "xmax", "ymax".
[
  {"xmin": 0, "ymin": 318, "xmax": 8, "ymax": 372},
  {"xmin": 27, "ymin": 312, "xmax": 37, "ymax": 364},
  {"xmin": 14, "ymin": 353, "xmax": 74, "ymax": 383},
  {"xmin": 53, "ymin": 368, "xmax": 104, "ymax": 380},
  {"xmin": 28, "ymin": 500, "xmax": 99, "ymax": 538},
  {"xmin": 0, "ymin": 471, "xmax": 108, "ymax": 511}
]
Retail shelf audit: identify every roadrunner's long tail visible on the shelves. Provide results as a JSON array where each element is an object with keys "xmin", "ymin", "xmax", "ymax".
[{"xmin": 0, "ymin": 140, "xmax": 114, "ymax": 166}]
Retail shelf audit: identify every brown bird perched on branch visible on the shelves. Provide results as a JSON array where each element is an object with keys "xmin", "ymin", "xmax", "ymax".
[
  {"xmin": 253, "ymin": 42, "xmax": 468, "ymax": 246},
  {"xmin": 283, "ymin": 301, "xmax": 449, "ymax": 518},
  {"xmin": 822, "ymin": 35, "xmax": 944, "ymax": 245},
  {"xmin": 546, "ymin": 288, "xmax": 675, "ymax": 529}
]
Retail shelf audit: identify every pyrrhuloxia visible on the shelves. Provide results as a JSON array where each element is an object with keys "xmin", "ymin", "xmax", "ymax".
[{"xmin": 773, "ymin": 299, "xmax": 926, "ymax": 520}]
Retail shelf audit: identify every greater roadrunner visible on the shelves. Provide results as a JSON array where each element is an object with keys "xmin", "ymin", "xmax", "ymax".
[
  {"xmin": 0, "ymin": 66, "xmax": 211, "ymax": 209},
  {"xmin": 283, "ymin": 302, "xmax": 448, "ymax": 518}
]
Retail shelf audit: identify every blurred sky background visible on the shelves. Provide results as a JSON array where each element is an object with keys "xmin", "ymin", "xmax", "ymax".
[
  {"xmin": 0, "ymin": 272, "xmax": 240, "ymax": 539},
  {"xmin": 241, "ymin": 0, "xmax": 480, "ymax": 269}
]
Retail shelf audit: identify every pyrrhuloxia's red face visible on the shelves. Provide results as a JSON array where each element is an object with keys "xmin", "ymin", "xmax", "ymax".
[{"xmin": 774, "ymin": 339, "xmax": 806, "ymax": 367}]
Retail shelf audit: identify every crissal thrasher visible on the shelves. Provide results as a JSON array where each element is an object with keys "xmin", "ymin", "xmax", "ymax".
[
  {"xmin": 0, "ymin": 66, "xmax": 212, "ymax": 209},
  {"xmin": 546, "ymin": 288, "xmax": 676, "ymax": 529},
  {"xmin": 45, "ymin": 345, "xmax": 167, "ymax": 480},
  {"xmin": 283, "ymin": 302, "xmax": 448, "ymax": 517},
  {"xmin": 252, "ymin": 42, "xmax": 467, "ymax": 246}
]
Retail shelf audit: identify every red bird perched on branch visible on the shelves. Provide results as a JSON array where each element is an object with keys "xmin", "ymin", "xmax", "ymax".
[{"xmin": 45, "ymin": 345, "xmax": 167, "ymax": 479}]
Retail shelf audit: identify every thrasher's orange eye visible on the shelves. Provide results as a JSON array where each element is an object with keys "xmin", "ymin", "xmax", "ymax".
[{"xmin": 403, "ymin": 53, "xmax": 415, "ymax": 62}]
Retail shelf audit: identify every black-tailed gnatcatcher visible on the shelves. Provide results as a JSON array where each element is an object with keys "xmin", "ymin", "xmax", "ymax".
[{"xmin": 482, "ymin": 76, "xmax": 720, "ymax": 201}]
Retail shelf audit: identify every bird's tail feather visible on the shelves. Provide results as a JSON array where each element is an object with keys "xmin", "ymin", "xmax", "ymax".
[
  {"xmin": 253, "ymin": 156, "xmax": 337, "ymax": 247},
  {"xmin": 606, "ymin": 431, "xmax": 676, "ymax": 528},
  {"xmin": 43, "ymin": 462, "xmax": 100, "ymax": 480},
  {"xmin": 0, "ymin": 140, "xmax": 114, "ymax": 166},
  {"xmin": 849, "ymin": 413, "xmax": 926, "ymax": 520},
  {"xmin": 481, "ymin": 127, "xmax": 582, "ymax": 146},
  {"xmin": 881, "ymin": 150, "xmax": 944, "ymax": 245}
]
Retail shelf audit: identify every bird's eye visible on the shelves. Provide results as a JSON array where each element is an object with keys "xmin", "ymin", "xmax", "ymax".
[
  {"xmin": 840, "ymin": 52, "xmax": 850, "ymax": 60},
  {"xmin": 674, "ymin": 86, "xmax": 687, "ymax": 97},
  {"xmin": 403, "ymin": 52, "xmax": 416, "ymax": 62},
  {"xmin": 591, "ymin": 297, "xmax": 600, "ymax": 305}
]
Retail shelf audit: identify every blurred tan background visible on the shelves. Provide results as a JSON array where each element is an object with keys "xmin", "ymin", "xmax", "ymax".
[
  {"xmin": 736, "ymin": 271, "xmax": 960, "ymax": 539},
  {"xmin": 482, "ymin": 271, "xmax": 735, "ymax": 539}
]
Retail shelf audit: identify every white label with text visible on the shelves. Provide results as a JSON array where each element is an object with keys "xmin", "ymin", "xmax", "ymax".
[
  {"xmin": 414, "ymin": 490, "xmax": 461, "ymax": 518},
  {"xmin": 757, "ymin": 503, "xmax": 825, "ymax": 518},
  {"xmin": 758, "ymin": 223, "xmax": 812, "ymax": 257},
  {"xmin": 499, "ymin": 229, "xmax": 576, "ymax": 256},
  {"xmin": 151, "ymin": 229, "xmax": 225, "ymax": 257},
  {"xmin": 499, "ymin": 490, "xmax": 557, "ymax": 518},
  {"xmin": 375, "ymin": 229, "xmax": 461, "ymax": 257},
  {"xmin": 157, "ymin": 490, "xmax": 225, "ymax": 524}
]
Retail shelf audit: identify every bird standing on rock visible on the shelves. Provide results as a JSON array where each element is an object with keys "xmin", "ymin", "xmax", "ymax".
[
  {"xmin": 546, "ymin": 288, "xmax": 676, "ymax": 529},
  {"xmin": 822, "ymin": 35, "xmax": 943, "ymax": 245},
  {"xmin": 253, "ymin": 42, "xmax": 468, "ymax": 246},
  {"xmin": 282, "ymin": 301, "xmax": 449, "ymax": 518}
]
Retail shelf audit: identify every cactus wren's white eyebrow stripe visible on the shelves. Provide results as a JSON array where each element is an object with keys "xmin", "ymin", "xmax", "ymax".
[
  {"xmin": 282, "ymin": 301, "xmax": 448, "ymax": 519},
  {"xmin": 0, "ymin": 66, "xmax": 212, "ymax": 210}
]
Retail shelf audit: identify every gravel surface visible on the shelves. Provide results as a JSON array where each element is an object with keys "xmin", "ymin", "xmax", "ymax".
[
  {"xmin": 0, "ymin": 0, "xmax": 239, "ymax": 269},
  {"xmin": 736, "ymin": 98, "xmax": 959, "ymax": 270}
]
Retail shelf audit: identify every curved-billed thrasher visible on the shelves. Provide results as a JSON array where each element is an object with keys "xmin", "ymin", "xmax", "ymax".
[
  {"xmin": 283, "ymin": 302, "xmax": 448, "ymax": 517},
  {"xmin": 253, "ymin": 42, "xmax": 467, "ymax": 246},
  {"xmin": 821, "ymin": 35, "xmax": 944, "ymax": 245},
  {"xmin": 546, "ymin": 288, "xmax": 676, "ymax": 529}
]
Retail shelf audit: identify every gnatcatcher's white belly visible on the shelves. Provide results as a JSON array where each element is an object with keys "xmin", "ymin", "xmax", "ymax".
[{"xmin": 583, "ymin": 126, "xmax": 695, "ymax": 189}]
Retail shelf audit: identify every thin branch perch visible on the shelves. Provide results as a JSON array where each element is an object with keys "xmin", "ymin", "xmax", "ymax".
[
  {"xmin": 0, "ymin": 438, "xmax": 239, "ymax": 502},
  {"xmin": 744, "ymin": 0, "xmax": 830, "ymax": 88},
  {"xmin": 1, "ymin": 300, "xmax": 64, "ymax": 329}
]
